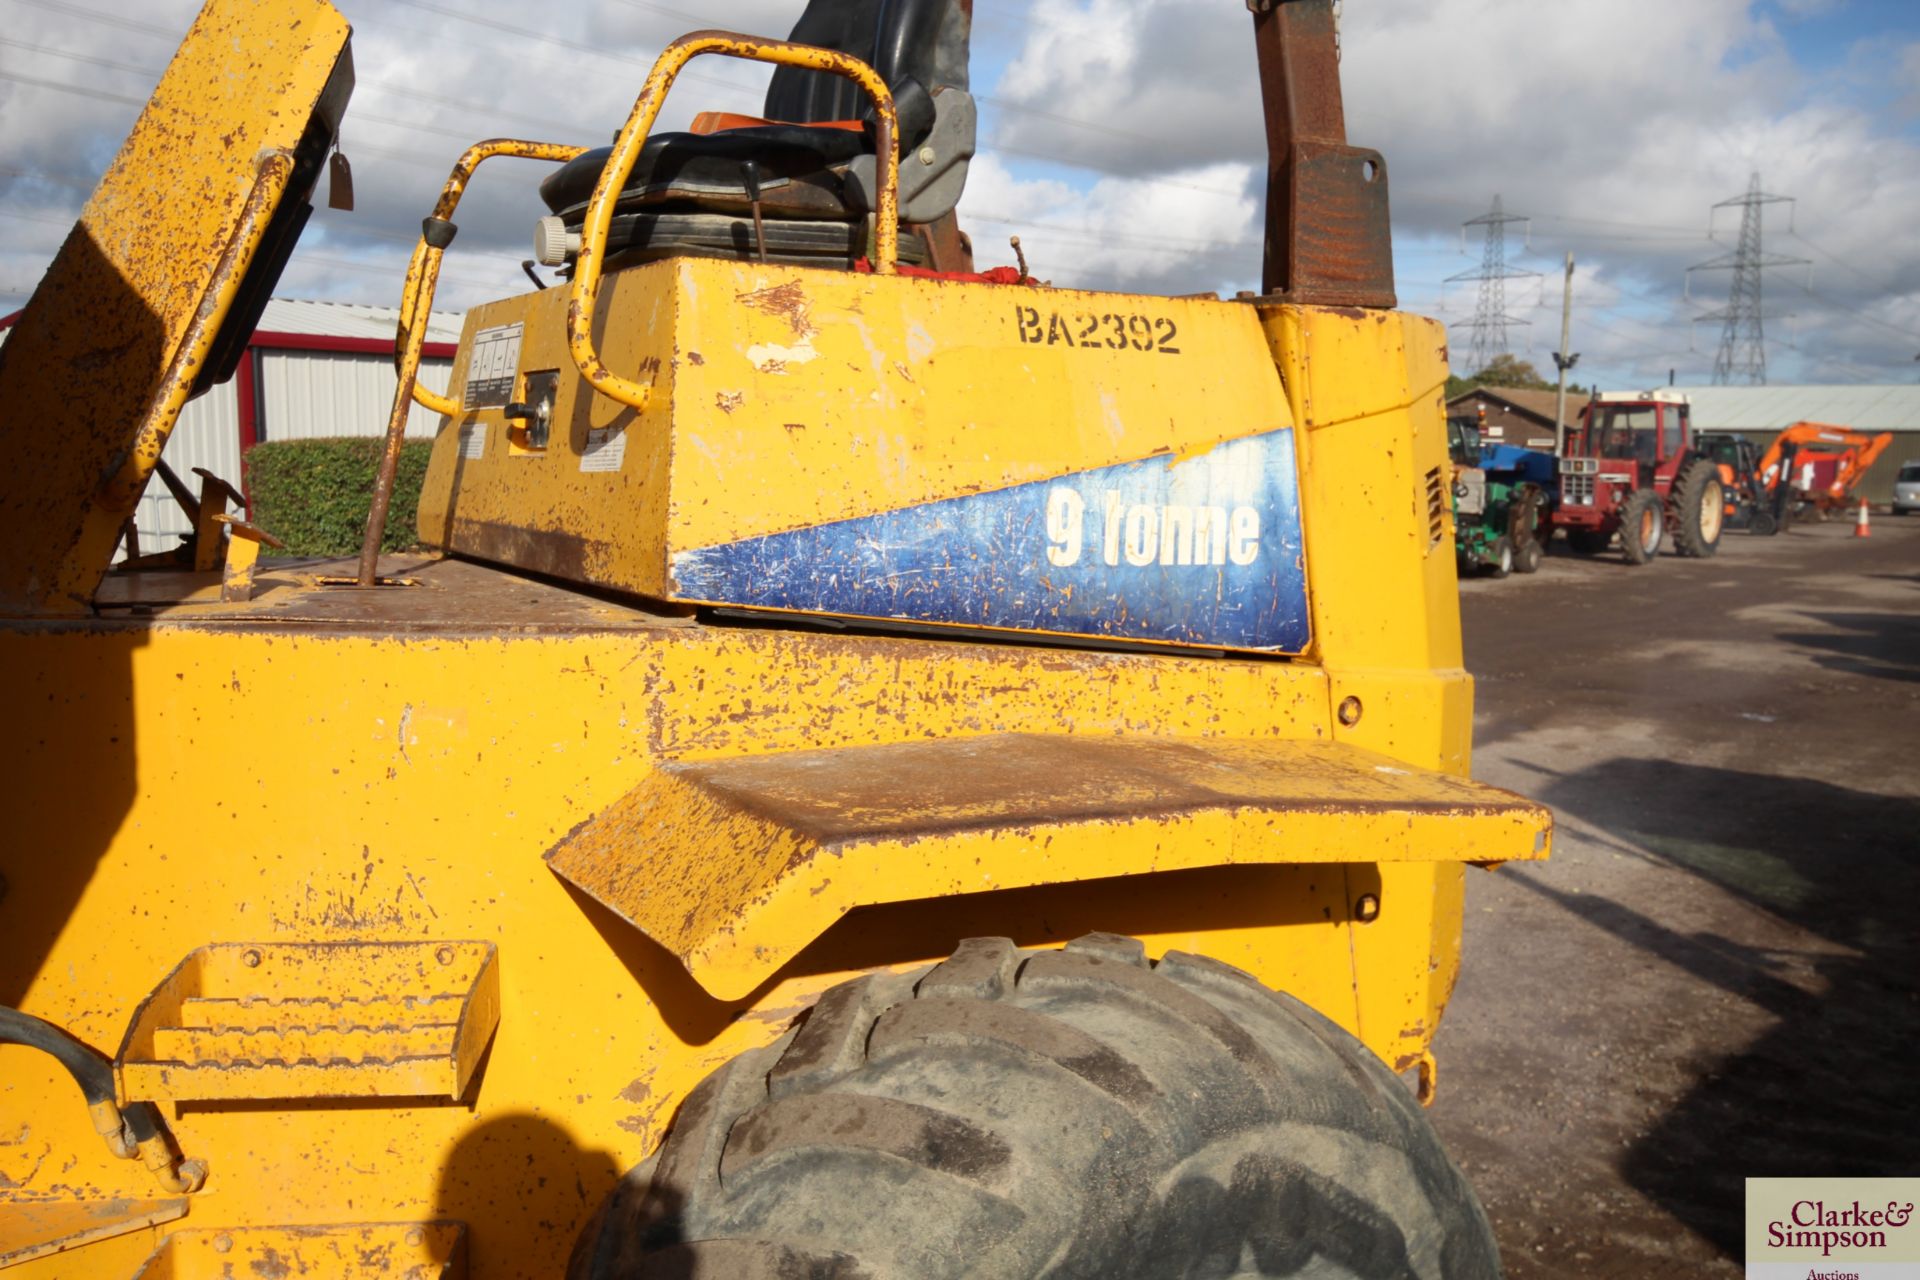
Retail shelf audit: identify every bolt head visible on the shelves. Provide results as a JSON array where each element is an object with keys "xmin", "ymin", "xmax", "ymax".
[{"xmin": 917, "ymin": 146, "xmax": 936, "ymax": 165}]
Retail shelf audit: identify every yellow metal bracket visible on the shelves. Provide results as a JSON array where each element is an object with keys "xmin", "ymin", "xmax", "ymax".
[
  {"xmin": 0, "ymin": 1198, "xmax": 188, "ymax": 1271},
  {"xmin": 566, "ymin": 30, "xmax": 903, "ymax": 414},
  {"xmin": 547, "ymin": 733, "xmax": 1551, "ymax": 1000},
  {"xmin": 211, "ymin": 513, "xmax": 284, "ymax": 602}
]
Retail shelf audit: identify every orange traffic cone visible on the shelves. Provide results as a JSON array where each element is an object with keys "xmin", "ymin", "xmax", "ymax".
[{"xmin": 1854, "ymin": 498, "xmax": 1872, "ymax": 538}]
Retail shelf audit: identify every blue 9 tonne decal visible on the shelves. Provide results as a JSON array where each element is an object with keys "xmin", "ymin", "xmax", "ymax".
[{"xmin": 670, "ymin": 428, "xmax": 1311, "ymax": 652}]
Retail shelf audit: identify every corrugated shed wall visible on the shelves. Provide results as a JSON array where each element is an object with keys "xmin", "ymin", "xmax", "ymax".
[
  {"xmin": 128, "ymin": 355, "xmax": 454, "ymax": 552},
  {"xmin": 258, "ymin": 350, "xmax": 452, "ymax": 442}
]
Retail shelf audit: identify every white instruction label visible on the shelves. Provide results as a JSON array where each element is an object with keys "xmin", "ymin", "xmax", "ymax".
[
  {"xmin": 463, "ymin": 323, "xmax": 523, "ymax": 409},
  {"xmin": 580, "ymin": 426, "xmax": 627, "ymax": 473},
  {"xmin": 457, "ymin": 421, "xmax": 486, "ymax": 460}
]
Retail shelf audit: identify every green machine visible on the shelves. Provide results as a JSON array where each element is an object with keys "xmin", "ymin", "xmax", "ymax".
[{"xmin": 1448, "ymin": 415, "xmax": 1548, "ymax": 578}]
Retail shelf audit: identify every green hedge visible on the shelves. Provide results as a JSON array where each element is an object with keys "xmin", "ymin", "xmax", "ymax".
[{"xmin": 245, "ymin": 437, "xmax": 432, "ymax": 557}]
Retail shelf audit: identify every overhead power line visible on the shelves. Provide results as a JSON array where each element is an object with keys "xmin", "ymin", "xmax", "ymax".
[
  {"xmin": 1446, "ymin": 195, "xmax": 1540, "ymax": 374},
  {"xmin": 6, "ymin": 0, "xmax": 178, "ymax": 37},
  {"xmin": 1686, "ymin": 172, "xmax": 1808, "ymax": 386}
]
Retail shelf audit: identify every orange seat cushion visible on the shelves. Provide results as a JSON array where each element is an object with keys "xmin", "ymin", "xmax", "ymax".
[{"xmin": 688, "ymin": 111, "xmax": 865, "ymax": 136}]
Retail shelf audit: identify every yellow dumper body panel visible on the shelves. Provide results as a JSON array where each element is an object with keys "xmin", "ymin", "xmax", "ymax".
[
  {"xmin": 0, "ymin": 288, "xmax": 1547, "ymax": 1273},
  {"xmin": 418, "ymin": 261, "xmax": 1314, "ymax": 654}
]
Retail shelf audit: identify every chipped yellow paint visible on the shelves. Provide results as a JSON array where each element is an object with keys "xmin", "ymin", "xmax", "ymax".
[
  {"xmin": 132, "ymin": 1222, "xmax": 464, "ymax": 1279},
  {"xmin": 417, "ymin": 258, "xmax": 1295, "ymax": 602},
  {"xmin": 0, "ymin": 0, "xmax": 349, "ymax": 614},
  {"xmin": 0, "ymin": 301, "xmax": 1548, "ymax": 1275},
  {"xmin": 551, "ymin": 733, "xmax": 1549, "ymax": 1000},
  {"xmin": 566, "ymin": 31, "xmax": 905, "ymax": 413},
  {"xmin": 0, "ymin": 19, "xmax": 1545, "ymax": 1254}
]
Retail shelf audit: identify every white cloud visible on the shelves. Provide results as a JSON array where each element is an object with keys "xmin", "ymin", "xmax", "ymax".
[
  {"xmin": 2, "ymin": 0, "xmax": 1914, "ymax": 385},
  {"xmin": 960, "ymin": 152, "xmax": 1258, "ymax": 293},
  {"xmin": 978, "ymin": 0, "xmax": 1920, "ymax": 381}
]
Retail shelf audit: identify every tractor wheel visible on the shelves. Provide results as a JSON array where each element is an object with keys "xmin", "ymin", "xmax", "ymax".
[
  {"xmin": 1669, "ymin": 459, "xmax": 1725, "ymax": 558},
  {"xmin": 1486, "ymin": 536, "xmax": 1513, "ymax": 579},
  {"xmin": 1508, "ymin": 488, "xmax": 1548, "ymax": 563},
  {"xmin": 1620, "ymin": 490, "xmax": 1665, "ymax": 565},
  {"xmin": 571, "ymin": 935, "xmax": 1501, "ymax": 1280},
  {"xmin": 1567, "ymin": 529, "xmax": 1611, "ymax": 556},
  {"xmin": 1749, "ymin": 508, "xmax": 1778, "ymax": 537},
  {"xmin": 1513, "ymin": 535, "xmax": 1543, "ymax": 574}
]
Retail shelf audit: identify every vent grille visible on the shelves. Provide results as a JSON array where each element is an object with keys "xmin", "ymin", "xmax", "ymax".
[
  {"xmin": 1563, "ymin": 473, "xmax": 1594, "ymax": 505},
  {"xmin": 1425, "ymin": 466, "xmax": 1446, "ymax": 548}
]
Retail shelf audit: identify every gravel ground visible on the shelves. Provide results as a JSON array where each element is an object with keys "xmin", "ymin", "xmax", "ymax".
[{"xmin": 1427, "ymin": 513, "xmax": 1920, "ymax": 1277}]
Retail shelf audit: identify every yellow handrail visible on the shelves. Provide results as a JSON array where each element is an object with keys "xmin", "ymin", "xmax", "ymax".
[
  {"xmin": 394, "ymin": 139, "xmax": 589, "ymax": 418},
  {"xmin": 365, "ymin": 138, "xmax": 587, "ymax": 584},
  {"xmin": 566, "ymin": 30, "xmax": 902, "ymax": 413}
]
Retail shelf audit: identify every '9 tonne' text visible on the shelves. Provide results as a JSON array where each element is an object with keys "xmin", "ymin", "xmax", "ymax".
[{"xmin": 1045, "ymin": 487, "xmax": 1261, "ymax": 568}]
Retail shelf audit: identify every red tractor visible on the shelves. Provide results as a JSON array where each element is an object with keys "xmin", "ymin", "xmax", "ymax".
[{"xmin": 1550, "ymin": 389, "xmax": 1724, "ymax": 564}]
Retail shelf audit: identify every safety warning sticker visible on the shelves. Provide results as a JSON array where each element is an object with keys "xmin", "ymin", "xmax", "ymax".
[
  {"xmin": 463, "ymin": 323, "xmax": 522, "ymax": 409},
  {"xmin": 457, "ymin": 422, "xmax": 486, "ymax": 460},
  {"xmin": 580, "ymin": 426, "xmax": 627, "ymax": 474}
]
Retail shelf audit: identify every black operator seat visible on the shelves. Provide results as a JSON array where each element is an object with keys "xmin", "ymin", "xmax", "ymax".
[{"xmin": 534, "ymin": 0, "xmax": 975, "ymax": 270}]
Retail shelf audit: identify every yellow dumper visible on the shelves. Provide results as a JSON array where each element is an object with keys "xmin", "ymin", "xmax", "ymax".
[{"xmin": 0, "ymin": 1, "xmax": 1549, "ymax": 1275}]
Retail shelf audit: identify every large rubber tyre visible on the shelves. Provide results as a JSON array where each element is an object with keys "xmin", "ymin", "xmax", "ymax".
[
  {"xmin": 1485, "ymin": 536, "xmax": 1513, "ymax": 580},
  {"xmin": 1619, "ymin": 489, "xmax": 1665, "ymax": 565},
  {"xmin": 1513, "ymin": 535, "xmax": 1542, "ymax": 574},
  {"xmin": 1669, "ymin": 459, "xmax": 1724, "ymax": 558},
  {"xmin": 1749, "ymin": 507, "xmax": 1777, "ymax": 537},
  {"xmin": 1507, "ymin": 487, "xmax": 1546, "ymax": 557},
  {"xmin": 573, "ymin": 935, "xmax": 1500, "ymax": 1280},
  {"xmin": 1567, "ymin": 529, "xmax": 1610, "ymax": 556}
]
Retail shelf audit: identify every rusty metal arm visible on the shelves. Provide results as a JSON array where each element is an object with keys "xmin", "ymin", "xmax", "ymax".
[
  {"xmin": 358, "ymin": 138, "xmax": 587, "ymax": 587},
  {"xmin": 94, "ymin": 151, "xmax": 296, "ymax": 532},
  {"xmin": 565, "ymin": 30, "xmax": 902, "ymax": 416},
  {"xmin": 1249, "ymin": 0, "xmax": 1395, "ymax": 307}
]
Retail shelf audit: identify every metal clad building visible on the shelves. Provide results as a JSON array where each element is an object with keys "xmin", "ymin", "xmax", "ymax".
[
  {"xmin": 1682, "ymin": 384, "xmax": 1920, "ymax": 504},
  {"xmin": 0, "ymin": 298, "xmax": 461, "ymax": 549}
]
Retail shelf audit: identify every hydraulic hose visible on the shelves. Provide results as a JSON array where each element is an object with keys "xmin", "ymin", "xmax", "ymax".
[
  {"xmin": 0, "ymin": 1004, "xmax": 207, "ymax": 1191},
  {"xmin": 0, "ymin": 1004, "xmax": 132, "ymax": 1156}
]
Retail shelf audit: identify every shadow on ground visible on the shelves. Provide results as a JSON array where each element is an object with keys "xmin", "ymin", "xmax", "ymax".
[
  {"xmin": 1778, "ymin": 609, "xmax": 1920, "ymax": 683},
  {"xmin": 1534, "ymin": 759, "xmax": 1919, "ymax": 1257}
]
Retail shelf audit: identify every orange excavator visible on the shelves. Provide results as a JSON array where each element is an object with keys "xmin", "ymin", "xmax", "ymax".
[{"xmin": 1757, "ymin": 422, "xmax": 1893, "ymax": 517}]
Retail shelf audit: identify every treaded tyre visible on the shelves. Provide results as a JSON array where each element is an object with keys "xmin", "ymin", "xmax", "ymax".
[
  {"xmin": 1619, "ymin": 489, "xmax": 1665, "ymax": 565},
  {"xmin": 1668, "ymin": 459, "xmax": 1724, "ymax": 558},
  {"xmin": 1507, "ymin": 487, "xmax": 1547, "ymax": 562},
  {"xmin": 1512, "ymin": 535, "xmax": 1542, "ymax": 575},
  {"xmin": 573, "ymin": 934, "xmax": 1501, "ymax": 1280},
  {"xmin": 1749, "ymin": 507, "xmax": 1778, "ymax": 536},
  {"xmin": 1485, "ymin": 536, "xmax": 1513, "ymax": 580}
]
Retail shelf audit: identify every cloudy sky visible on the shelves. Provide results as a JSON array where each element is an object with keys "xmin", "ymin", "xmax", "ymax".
[{"xmin": 2, "ymin": 0, "xmax": 1917, "ymax": 389}]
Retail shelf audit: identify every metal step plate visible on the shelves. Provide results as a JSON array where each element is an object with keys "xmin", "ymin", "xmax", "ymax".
[
  {"xmin": 133, "ymin": 1222, "xmax": 465, "ymax": 1279},
  {"xmin": 547, "ymin": 732, "xmax": 1551, "ymax": 998},
  {"xmin": 118, "ymin": 942, "xmax": 500, "ymax": 1103}
]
